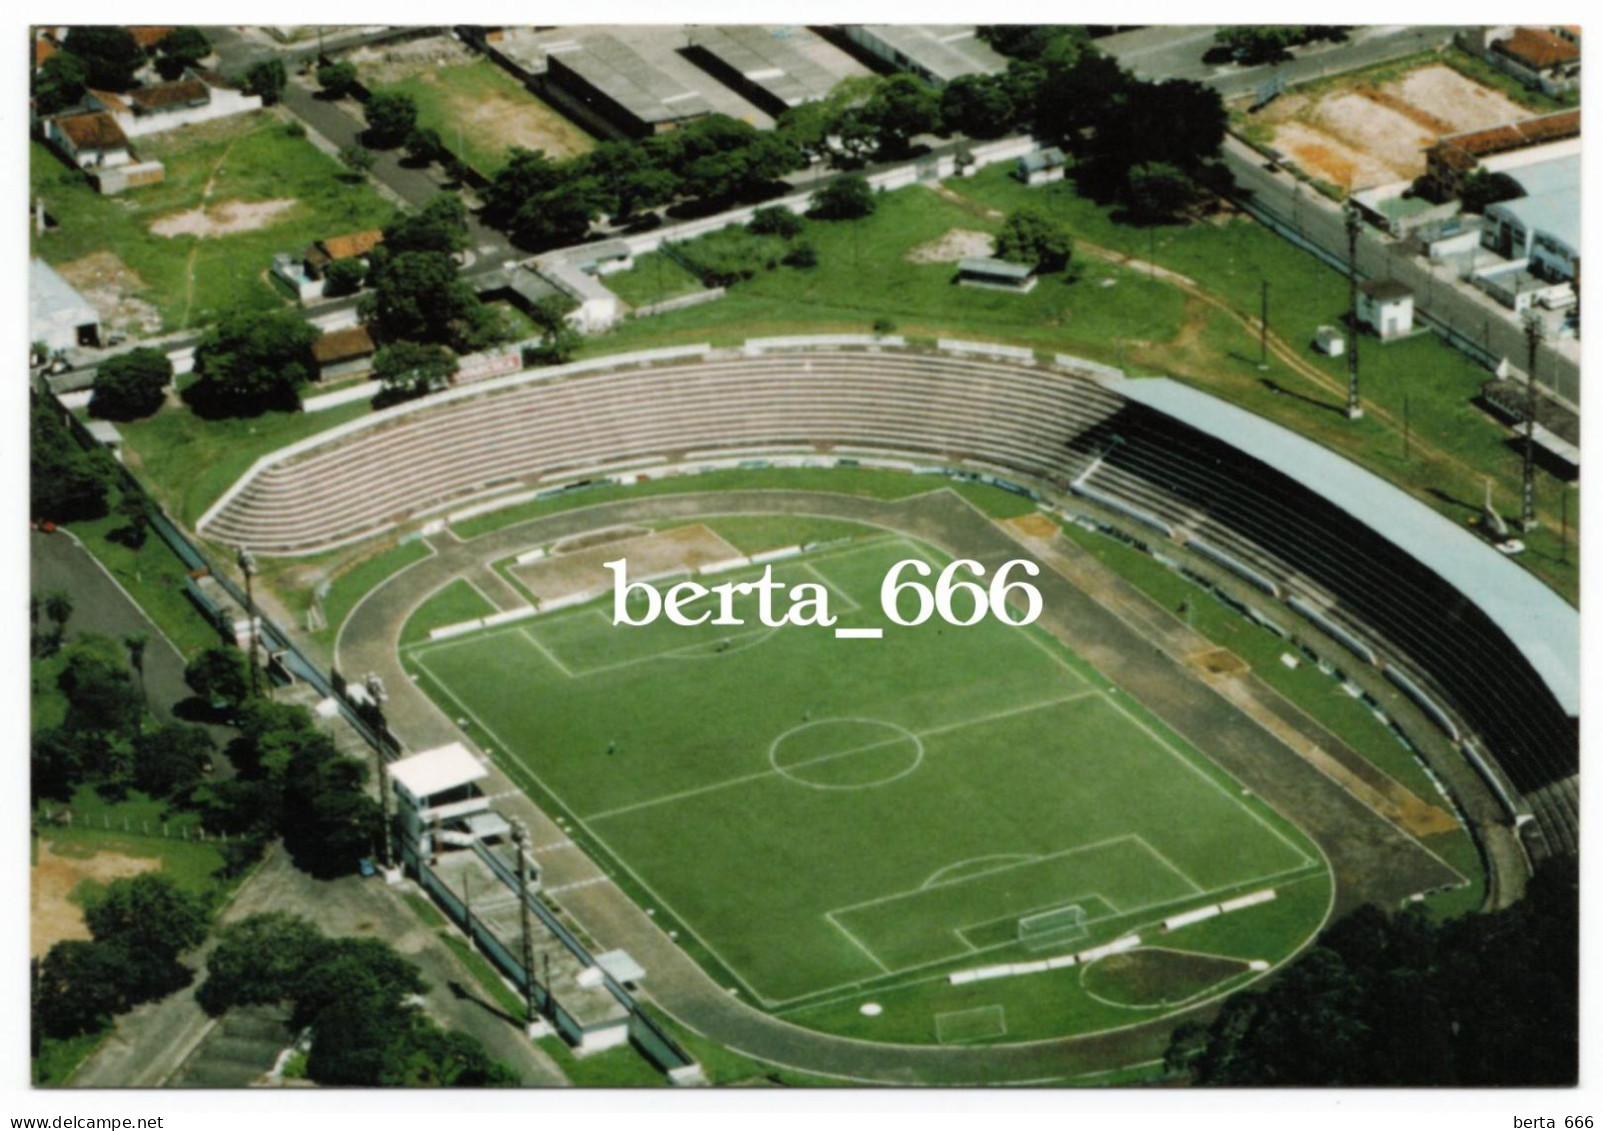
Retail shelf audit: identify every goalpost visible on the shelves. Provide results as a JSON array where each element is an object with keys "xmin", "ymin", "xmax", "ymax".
[{"xmin": 1017, "ymin": 904, "xmax": 1088, "ymax": 951}]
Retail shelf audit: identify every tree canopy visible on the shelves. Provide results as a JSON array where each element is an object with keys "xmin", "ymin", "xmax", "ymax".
[
  {"xmin": 61, "ymin": 27, "xmax": 145, "ymax": 92},
  {"xmin": 188, "ymin": 309, "xmax": 319, "ymax": 416},
  {"xmin": 1167, "ymin": 858, "xmax": 1578, "ymax": 1086},
  {"xmin": 31, "ymin": 395, "xmax": 113, "ymax": 523},
  {"xmin": 365, "ymin": 91, "xmax": 418, "ymax": 149},
  {"xmin": 89, "ymin": 347, "xmax": 172, "ymax": 421},
  {"xmin": 808, "ymin": 175, "xmax": 875, "ymax": 221},
  {"xmin": 994, "ymin": 207, "xmax": 1074, "ymax": 272}
]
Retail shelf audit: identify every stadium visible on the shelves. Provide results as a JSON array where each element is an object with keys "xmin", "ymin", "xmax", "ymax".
[{"xmin": 192, "ymin": 338, "xmax": 1576, "ymax": 1081}]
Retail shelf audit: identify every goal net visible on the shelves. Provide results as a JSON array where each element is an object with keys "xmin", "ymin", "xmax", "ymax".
[{"xmin": 1017, "ymin": 904, "xmax": 1088, "ymax": 951}]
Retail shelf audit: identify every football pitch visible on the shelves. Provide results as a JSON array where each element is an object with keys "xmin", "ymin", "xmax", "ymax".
[{"xmin": 403, "ymin": 535, "xmax": 1327, "ymax": 1011}]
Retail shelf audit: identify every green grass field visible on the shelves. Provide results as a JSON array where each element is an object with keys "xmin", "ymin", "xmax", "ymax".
[
  {"xmin": 402, "ymin": 535, "xmax": 1328, "ymax": 1039},
  {"xmin": 30, "ymin": 114, "xmax": 392, "ymax": 335}
]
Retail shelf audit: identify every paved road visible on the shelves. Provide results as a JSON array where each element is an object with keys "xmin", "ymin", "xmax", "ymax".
[
  {"xmin": 1101, "ymin": 25, "xmax": 1463, "ymax": 99},
  {"xmin": 70, "ymin": 844, "xmax": 569, "ymax": 1087},
  {"xmin": 1218, "ymin": 135, "xmax": 1581, "ymax": 406},
  {"xmin": 337, "ymin": 487, "xmax": 1472, "ymax": 1084},
  {"xmin": 31, "ymin": 529, "xmax": 236, "ymax": 769}
]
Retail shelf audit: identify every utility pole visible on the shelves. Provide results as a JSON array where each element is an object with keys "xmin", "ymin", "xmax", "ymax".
[
  {"xmin": 366, "ymin": 673, "xmax": 394, "ymax": 871},
  {"xmin": 1521, "ymin": 312, "xmax": 1544, "ymax": 531},
  {"xmin": 1343, "ymin": 203, "xmax": 1364, "ymax": 420},
  {"xmin": 514, "ymin": 820, "xmax": 540, "ymax": 1032},
  {"xmin": 1259, "ymin": 280, "xmax": 1270, "ymax": 369},
  {"xmin": 237, "ymin": 547, "xmax": 260, "ymax": 698}
]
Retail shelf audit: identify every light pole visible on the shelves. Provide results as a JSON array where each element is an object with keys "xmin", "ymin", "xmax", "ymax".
[
  {"xmin": 237, "ymin": 547, "xmax": 260, "ymax": 699},
  {"xmin": 1521, "ymin": 312, "xmax": 1544, "ymax": 531},
  {"xmin": 1343, "ymin": 203, "xmax": 1364, "ymax": 420}
]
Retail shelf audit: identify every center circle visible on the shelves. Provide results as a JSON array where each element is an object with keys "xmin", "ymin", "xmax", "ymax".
[{"xmin": 768, "ymin": 718, "xmax": 924, "ymax": 790}]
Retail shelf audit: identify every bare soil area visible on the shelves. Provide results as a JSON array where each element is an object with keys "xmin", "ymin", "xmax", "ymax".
[
  {"xmin": 55, "ymin": 251, "xmax": 163, "ymax": 334},
  {"xmin": 905, "ymin": 228, "xmax": 994, "ymax": 264},
  {"xmin": 516, "ymin": 524, "xmax": 742, "ymax": 605},
  {"xmin": 32, "ymin": 840, "xmax": 159, "ymax": 957},
  {"xmin": 150, "ymin": 199, "xmax": 298, "ymax": 238}
]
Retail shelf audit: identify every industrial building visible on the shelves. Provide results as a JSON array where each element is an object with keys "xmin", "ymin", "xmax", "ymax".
[
  {"xmin": 843, "ymin": 25, "xmax": 1007, "ymax": 87},
  {"xmin": 1481, "ymin": 152, "xmax": 1581, "ymax": 284},
  {"xmin": 540, "ymin": 33, "xmax": 713, "ymax": 138},
  {"xmin": 682, "ymin": 26, "xmax": 844, "ymax": 117},
  {"xmin": 30, "ymin": 258, "xmax": 101, "ymax": 352}
]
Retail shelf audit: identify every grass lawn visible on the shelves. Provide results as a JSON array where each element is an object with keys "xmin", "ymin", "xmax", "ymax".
[
  {"xmin": 606, "ymin": 252, "xmax": 708, "ymax": 308},
  {"xmin": 403, "ymin": 535, "xmax": 1326, "ymax": 1040},
  {"xmin": 947, "ymin": 164, "xmax": 1579, "ymax": 601},
  {"xmin": 62, "ymin": 483, "xmax": 223, "ymax": 659},
  {"xmin": 366, "ymin": 59, "xmax": 594, "ymax": 176},
  {"xmin": 30, "ymin": 115, "xmax": 393, "ymax": 336},
  {"xmin": 400, "ymin": 578, "xmax": 500, "ymax": 645}
]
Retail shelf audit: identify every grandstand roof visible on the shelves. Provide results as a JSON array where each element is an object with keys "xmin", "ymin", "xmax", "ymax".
[
  {"xmin": 1112, "ymin": 377, "xmax": 1579, "ymax": 716},
  {"xmin": 390, "ymin": 741, "xmax": 487, "ymax": 800}
]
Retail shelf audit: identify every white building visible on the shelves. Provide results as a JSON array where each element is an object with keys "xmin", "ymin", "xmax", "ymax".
[
  {"xmin": 44, "ymin": 111, "xmax": 132, "ymax": 168},
  {"xmin": 1016, "ymin": 147, "xmax": 1066, "ymax": 187},
  {"xmin": 1356, "ymin": 279, "xmax": 1415, "ymax": 341},
  {"xmin": 88, "ymin": 69, "xmax": 262, "ymax": 139},
  {"xmin": 30, "ymin": 259, "xmax": 101, "ymax": 352},
  {"xmin": 390, "ymin": 742, "xmax": 503, "ymax": 861}
]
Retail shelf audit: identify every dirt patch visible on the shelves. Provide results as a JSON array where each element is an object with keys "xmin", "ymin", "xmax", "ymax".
[
  {"xmin": 445, "ymin": 79, "xmax": 594, "ymax": 163},
  {"xmin": 1391, "ymin": 64, "xmax": 1528, "ymax": 133},
  {"xmin": 1007, "ymin": 513, "xmax": 1061, "ymax": 540},
  {"xmin": 1256, "ymin": 63, "xmax": 1535, "ymax": 190},
  {"xmin": 906, "ymin": 228, "xmax": 994, "ymax": 265},
  {"xmin": 1082, "ymin": 948, "xmax": 1250, "ymax": 1007},
  {"xmin": 553, "ymin": 525, "xmax": 652, "ymax": 555},
  {"xmin": 54, "ymin": 251, "xmax": 163, "ymax": 336},
  {"xmin": 347, "ymin": 36, "xmax": 479, "ymax": 85},
  {"xmin": 516, "ymin": 524, "xmax": 742, "ymax": 605},
  {"xmin": 150, "ymin": 198, "xmax": 298, "ymax": 239},
  {"xmin": 32, "ymin": 839, "xmax": 160, "ymax": 958},
  {"xmin": 1188, "ymin": 647, "xmax": 1249, "ymax": 677}
]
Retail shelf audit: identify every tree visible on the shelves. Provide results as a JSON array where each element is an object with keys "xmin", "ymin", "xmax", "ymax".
[
  {"xmin": 508, "ymin": 184, "xmax": 604, "ymax": 251},
  {"xmin": 315, "ymin": 59, "xmax": 359, "ymax": 99},
  {"xmin": 384, "ymin": 195, "xmax": 469, "ymax": 256},
  {"xmin": 155, "ymin": 26, "xmax": 210, "ymax": 80},
  {"xmin": 44, "ymin": 591, "xmax": 74, "ymax": 635},
  {"xmin": 808, "ymin": 174, "xmax": 875, "ymax": 221},
  {"xmin": 31, "ymin": 728, "xmax": 86, "ymax": 803},
  {"xmin": 364, "ymin": 91, "xmax": 418, "ymax": 149},
  {"xmin": 62, "ymin": 27, "xmax": 145, "ymax": 91},
  {"xmin": 995, "ymin": 208, "xmax": 1075, "ymax": 272},
  {"xmin": 197, "ymin": 913, "xmax": 328, "ymax": 1015},
  {"xmin": 282, "ymin": 752, "xmax": 382, "ymax": 877},
  {"xmin": 132, "ymin": 723, "xmax": 213, "ymax": 798},
  {"xmin": 978, "ymin": 25, "xmax": 1091, "ymax": 62},
  {"xmin": 1092, "ymin": 78, "xmax": 1226, "ymax": 175},
  {"xmin": 184, "ymin": 646, "xmax": 252, "ymax": 711},
  {"xmin": 33, "ymin": 52, "xmax": 90, "ymax": 115},
  {"xmin": 372, "ymin": 341, "xmax": 458, "ymax": 400},
  {"xmin": 1031, "ymin": 49, "xmax": 1132, "ymax": 143},
  {"xmin": 321, "ymin": 256, "xmax": 367, "ymax": 297},
  {"xmin": 483, "ymin": 147, "xmax": 568, "ymax": 228},
  {"xmin": 403, "ymin": 126, "xmax": 444, "ymax": 166},
  {"xmin": 1459, "ymin": 168, "xmax": 1524, "ymax": 214},
  {"xmin": 941, "ymin": 74, "xmax": 1016, "ymax": 140},
  {"xmin": 188, "ymin": 309, "xmax": 319, "ymax": 416},
  {"xmin": 861, "ymin": 74, "xmax": 942, "ymax": 158},
  {"xmin": 58, "ymin": 641, "xmax": 143, "ymax": 738},
  {"xmin": 89, "ymin": 347, "xmax": 172, "ymax": 421},
  {"xmin": 1126, "ymin": 161, "xmax": 1198, "ymax": 223},
  {"xmin": 36, "ymin": 940, "xmax": 128, "ymax": 1038},
  {"xmin": 338, "ymin": 144, "xmax": 375, "ymax": 177},
  {"xmin": 31, "ymin": 396, "xmax": 113, "ymax": 523},
  {"xmin": 523, "ymin": 296, "xmax": 579, "ymax": 366},
  {"xmin": 83, "ymin": 873, "xmax": 209, "ymax": 1000},
  {"xmin": 121, "ymin": 633, "xmax": 148, "ymax": 704},
  {"xmin": 243, "ymin": 58, "xmax": 287, "ymax": 105},
  {"xmin": 362, "ymin": 250, "xmax": 483, "ymax": 346},
  {"xmin": 748, "ymin": 204, "xmax": 804, "ymax": 239}
]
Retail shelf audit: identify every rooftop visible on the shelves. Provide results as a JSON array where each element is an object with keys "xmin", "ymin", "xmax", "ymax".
[
  {"xmin": 312, "ymin": 325, "xmax": 376, "ymax": 365},
  {"xmin": 547, "ymin": 33, "xmax": 711, "ymax": 126},
  {"xmin": 958, "ymin": 256, "xmax": 1034, "ymax": 279},
  {"xmin": 30, "ymin": 259, "xmax": 100, "ymax": 337},
  {"xmin": 317, "ymin": 230, "xmax": 385, "ymax": 261},
  {"xmin": 1019, "ymin": 147, "xmax": 1066, "ymax": 172},
  {"xmin": 1431, "ymin": 109, "xmax": 1582, "ymax": 170},
  {"xmin": 390, "ymin": 741, "xmax": 488, "ymax": 800},
  {"xmin": 1112, "ymin": 377, "xmax": 1578, "ymax": 715},
  {"xmin": 1504, "ymin": 152, "xmax": 1581, "ymax": 199},
  {"xmin": 127, "ymin": 26, "xmax": 175, "ymax": 50},
  {"xmin": 852, "ymin": 25, "xmax": 1007, "ymax": 84},
  {"xmin": 1486, "ymin": 187, "xmax": 1581, "ymax": 253},
  {"xmin": 690, "ymin": 25, "xmax": 841, "ymax": 109},
  {"xmin": 1360, "ymin": 279, "xmax": 1412, "ymax": 302},
  {"xmin": 129, "ymin": 78, "xmax": 210, "ymax": 112},
  {"xmin": 1496, "ymin": 26, "xmax": 1581, "ymax": 69},
  {"xmin": 52, "ymin": 110, "xmax": 130, "ymax": 151}
]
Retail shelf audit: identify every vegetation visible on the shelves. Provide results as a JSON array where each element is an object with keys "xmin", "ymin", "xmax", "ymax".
[
  {"xmin": 154, "ymin": 27, "xmax": 211, "ymax": 80},
  {"xmin": 31, "ymin": 396, "xmax": 114, "ymax": 523},
  {"xmin": 1459, "ymin": 168, "xmax": 1525, "ymax": 215},
  {"xmin": 89, "ymin": 348, "xmax": 173, "ymax": 422},
  {"xmin": 373, "ymin": 341, "xmax": 459, "ymax": 403},
  {"xmin": 186, "ymin": 308, "xmax": 320, "ymax": 416},
  {"xmin": 1212, "ymin": 26, "xmax": 1350, "ymax": 65},
  {"xmin": 243, "ymin": 59, "xmax": 288, "ymax": 105},
  {"xmin": 994, "ymin": 207, "xmax": 1074, "ymax": 272},
  {"xmin": 1168, "ymin": 857, "xmax": 1577, "ymax": 1085},
  {"xmin": 316, "ymin": 59, "xmax": 360, "ymax": 100},
  {"xmin": 364, "ymin": 91, "xmax": 419, "ymax": 150},
  {"xmin": 808, "ymin": 174, "xmax": 875, "ymax": 221},
  {"xmin": 198, "ymin": 913, "xmax": 518, "ymax": 1086},
  {"xmin": 56, "ymin": 26, "xmax": 145, "ymax": 92}
]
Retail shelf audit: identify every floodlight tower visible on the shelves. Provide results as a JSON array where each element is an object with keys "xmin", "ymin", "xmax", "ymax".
[
  {"xmin": 1521, "ymin": 312, "xmax": 1545, "ymax": 531},
  {"xmin": 513, "ymin": 820, "xmax": 542, "ymax": 1035},
  {"xmin": 1343, "ymin": 203, "xmax": 1364, "ymax": 420},
  {"xmin": 237, "ymin": 547, "xmax": 260, "ymax": 698}
]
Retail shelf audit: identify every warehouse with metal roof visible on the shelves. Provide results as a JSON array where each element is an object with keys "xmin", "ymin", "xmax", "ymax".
[
  {"xmin": 543, "ymin": 33, "xmax": 712, "ymax": 137},
  {"xmin": 683, "ymin": 26, "xmax": 843, "ymax": 117},
  {"xmin": 30, "ymin": 259, "xmax": 101, "ymax": 353},
  {"xmin": 843, "ymin": 25, "xmax": 1007, "ymax": 86}
]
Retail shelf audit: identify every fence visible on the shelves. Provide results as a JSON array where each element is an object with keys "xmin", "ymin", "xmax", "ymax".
[{"xmin": 37, "ymin": 807, "xmax": 210, "ymax": 842}]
